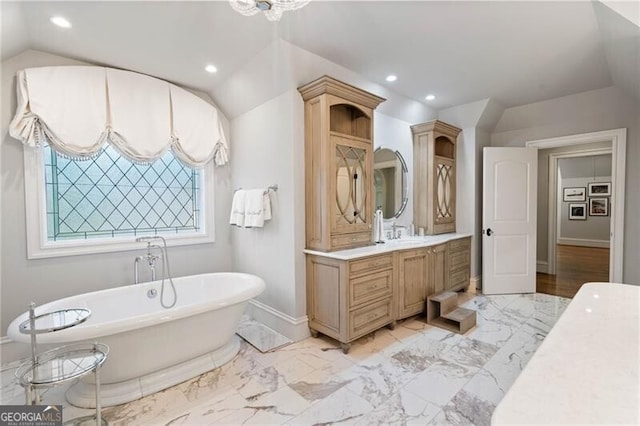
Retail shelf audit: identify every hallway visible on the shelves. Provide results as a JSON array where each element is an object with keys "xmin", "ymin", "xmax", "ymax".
[{"xmin": 536, "ymin": 244, "xmax": 610, "ymax": 298}]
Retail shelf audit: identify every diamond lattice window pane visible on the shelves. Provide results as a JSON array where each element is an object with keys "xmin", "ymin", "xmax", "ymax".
[{"xmin": 44, "ymin": 144, "xmax": 200, "ymax": 241}]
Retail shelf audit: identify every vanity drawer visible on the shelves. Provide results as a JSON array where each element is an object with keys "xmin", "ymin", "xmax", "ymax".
[
  {"xmin": 350, "ymin": 269, "xmax": 393, "ymax": 308},
  {"xmin": 449, "ymin": 268, "xmax": 470, "ymax": 289},
  {"xmin": 331, "ymin": 232, "xmax": 372, "ymax": 250},
  {"xmin": 349, "ymin": 254, "xmax": 393, "ymax": 276},
  {"xmin": 449, "ymin": 249, "xmax": 470, "ymax": 270},
  {"xmin": 449, "ymin": 237, "xmax": 470, "ymax": 253},
  {"xmin": 349, "ymin": 297, "xmax": 393, "ymax": 340}
]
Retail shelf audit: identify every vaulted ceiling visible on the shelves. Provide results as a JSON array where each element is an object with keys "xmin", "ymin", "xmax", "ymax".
[{"xmin": 1, "ymin": 1, "xmax": 638, "ymax": 119}]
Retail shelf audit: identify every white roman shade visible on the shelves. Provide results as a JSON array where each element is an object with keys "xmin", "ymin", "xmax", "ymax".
[
  {"xmin": 169, "ymin": 84, "xmax": 229, "ymax": 167},
  {"xmin": 9, "ymin": 66, "xmax": 229, "ymax": 168},
  {"xmin": 9, "ymin": 66, "xmax": 109, "ymax": 158}
]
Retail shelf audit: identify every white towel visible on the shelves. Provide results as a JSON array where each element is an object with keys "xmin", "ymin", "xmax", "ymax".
[
  {"xmin": 244, "ymin": 189, "xmax": 269, "ymax": 228},
  {"xmin": 263, "ymin": 192, "xmax": 272, "ymax": 221},
  {"xmin": 229, "ymin": 189, "xmax": 246, "ymax": 226}
]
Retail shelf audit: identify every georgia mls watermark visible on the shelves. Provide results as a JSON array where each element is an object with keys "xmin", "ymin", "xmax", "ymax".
[{"xmin": 0, "ymin": 405, "xmax": 62, "ymax": 426}]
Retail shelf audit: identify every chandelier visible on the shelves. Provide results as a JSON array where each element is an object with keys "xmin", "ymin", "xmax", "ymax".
[{"xmin": 229, "ymin": 0, "xmax": 311, "ymax": 21}]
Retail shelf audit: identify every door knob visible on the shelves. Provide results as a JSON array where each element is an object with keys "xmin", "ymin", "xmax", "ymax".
[{"xmin": 486, "ymin": 228, "xmax": 493, "ymax": 236}]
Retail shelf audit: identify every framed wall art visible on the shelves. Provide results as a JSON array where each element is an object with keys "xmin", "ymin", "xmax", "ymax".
[
  {"xmin": 589, "ymin": 198, "xmax": 608, "ymax": 216},
  {"xmin": 563, "ymin": 187, "xmax": 586, "ymax": 202},
  {"xmin": 568, "ymin": 203, "xmax": 587, "ymax": 220},
  {"xmin": 587, "ymin": 182, "xmax": 611, "ymax": 197}
]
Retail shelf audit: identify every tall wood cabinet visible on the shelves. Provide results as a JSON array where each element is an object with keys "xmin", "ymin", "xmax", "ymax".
[
  {"xmin": 298, "ymin": 76, "xmax": 385, "ymax": 252},
  {"xmin": 411, "ymin": 120, "xmax": 462, "ymax": 235}
]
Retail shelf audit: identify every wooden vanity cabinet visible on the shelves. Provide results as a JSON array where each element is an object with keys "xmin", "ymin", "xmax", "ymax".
[
  {"xmin": 396, "ymin": 249, "xmax": 429, "ymax": 319},
  {"xmin": 306, "ymin": 253, "xmax": 395, "ymax": 353},
  {"xmin": 299, "ymin": 76, "xmax": 385, "ymax": 252},
  {"xmin": 429, "ymin": 243, "xmax": 448, "ymax": 295},
  {"xmin": 307, "ymin": 237, "xmax": 471, "ymax": 353},
  {"xmin": 411, "ymin": 120, "xmax": 462, "ymax": 235},
  {"xmin": 447, "ymin": 237, "xmax": 471, "ymax": 291},
  {"xmin": 396, "ymin": 243, "xmax": 448, "ymax": 320}
]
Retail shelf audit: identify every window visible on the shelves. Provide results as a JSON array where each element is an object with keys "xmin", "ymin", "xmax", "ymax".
[{"xmin": 25, "ymin": 144, "xmax": 214, "ymax": 258}]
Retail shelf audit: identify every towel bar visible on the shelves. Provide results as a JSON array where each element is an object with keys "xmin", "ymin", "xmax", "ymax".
[{"xmin": 234, "ymin": 184, "xmax": 278, "ymax": 194}]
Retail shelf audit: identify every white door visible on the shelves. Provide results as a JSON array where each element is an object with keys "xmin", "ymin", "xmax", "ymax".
[{"xmin": 482, "ymin": 148, "xmax": 537, "ymax": 294}]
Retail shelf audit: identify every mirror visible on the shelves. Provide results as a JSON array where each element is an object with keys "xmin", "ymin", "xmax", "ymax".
[{"xmin": 374, "ymin": 147, "xmax": 408, "ymax": 219}]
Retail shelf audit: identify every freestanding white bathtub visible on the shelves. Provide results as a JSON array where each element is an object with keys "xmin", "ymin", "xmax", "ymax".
[{"xmin": 7, "ymin": 272, "xmax": 265, "ymax": 408}]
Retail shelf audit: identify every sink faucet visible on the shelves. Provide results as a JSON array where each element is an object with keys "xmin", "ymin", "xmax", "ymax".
[{"xmin": 390, "ymin": 222, "xmax": 406, "ymax": 240}]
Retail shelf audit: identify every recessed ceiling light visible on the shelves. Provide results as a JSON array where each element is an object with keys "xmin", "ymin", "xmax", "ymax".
[
  {"xmin": 50, "ymin": 16, "xmax": 72, "ymax": 28},
  {"xmin": 205, "ymin": 64, "xmax": 218, "ymax": 74},
  {"xmin": 385, "ymin": 75, "xmax": 397, "ymax": 82},
  {"xmin": 425, "ymin": 94, "xmax": 436, "ymax": 101}
]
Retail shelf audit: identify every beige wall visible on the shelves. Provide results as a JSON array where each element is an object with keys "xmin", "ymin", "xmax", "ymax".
[
  {"xmin": 0, "ymin": 50, "xmax": 234, "ymax": 338},
  {"xmin": 492, "ymin": 85, "xmax": 640, "ymax": 284}
]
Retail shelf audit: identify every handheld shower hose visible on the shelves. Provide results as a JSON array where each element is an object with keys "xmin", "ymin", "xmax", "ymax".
[{"xmin": 136, "ymin": 236, "xmax": 177, "ymax": 309}]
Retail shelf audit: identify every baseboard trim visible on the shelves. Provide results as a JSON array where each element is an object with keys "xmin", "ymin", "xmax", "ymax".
[
  {"xmin": 557, "ymin": 238, "xmax": 609, "ymax": 249},
  {"xmin": 247, "ymin": 299, "xmax": 310, "ymax": 342},
  {"xmin": 537, "ymin": 261, "xmax": 549, "ymax": 274}
]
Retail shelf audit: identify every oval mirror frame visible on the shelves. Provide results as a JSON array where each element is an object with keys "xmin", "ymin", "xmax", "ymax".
[{"xmin": 373, "ymin": 147, "xmax": 409, "ymax": 220}]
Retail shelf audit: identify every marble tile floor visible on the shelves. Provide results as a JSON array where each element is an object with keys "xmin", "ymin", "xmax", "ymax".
[
  {"xmin": 0, "ymin": 291, "xmax": 570, "ymax": 425},
  {"xmin": 237, "ymin": 316, "xmax": 293, "ymax": 353}
]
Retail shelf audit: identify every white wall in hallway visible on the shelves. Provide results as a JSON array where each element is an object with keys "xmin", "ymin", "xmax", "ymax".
[{"xmin": 557, "ymin": 154, "xmax": 612, "ymax": 245}]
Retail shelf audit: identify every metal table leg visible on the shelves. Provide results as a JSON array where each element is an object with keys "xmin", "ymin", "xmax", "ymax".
[{"xmin": 95, "ymin": 367, "xmax": 101, "ymax": 426}]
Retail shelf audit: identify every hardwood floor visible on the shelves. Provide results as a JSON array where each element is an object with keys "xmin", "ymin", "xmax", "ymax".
[{"xmin": 536, "ymin": 244, "xmax": 609, "ymax": 299}]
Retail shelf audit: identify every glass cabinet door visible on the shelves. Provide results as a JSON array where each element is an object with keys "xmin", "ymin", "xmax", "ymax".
[
  {"xmin": 333, "ymin": 138, "xmax": 371, "ymax": 233},
  {"xmin": 434, "ymin": 157, "xmax": 455, "ymax": 224}
]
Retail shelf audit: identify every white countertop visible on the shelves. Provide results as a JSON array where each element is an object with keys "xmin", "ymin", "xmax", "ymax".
[
  {"xmin": 492, "ymin": 283, "xmax": 640, "ymax": 425},
  {"xmin": 303, "ymin": 232, "xmax": 472, "ymax": 260}
]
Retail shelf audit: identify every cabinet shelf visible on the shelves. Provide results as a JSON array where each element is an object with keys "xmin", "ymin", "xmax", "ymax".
[
  {"xmin": 330, "ymin": 104, "xmax": 371, "ymax": 139},
  {"xmin": 329, "ymin": 131, "xmax": 371, "ymax": 144}
]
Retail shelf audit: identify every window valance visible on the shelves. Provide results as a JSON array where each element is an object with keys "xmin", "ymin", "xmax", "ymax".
[{"xmin": 9, "ymin": 66, "xmax": 229, "ymax": 168}]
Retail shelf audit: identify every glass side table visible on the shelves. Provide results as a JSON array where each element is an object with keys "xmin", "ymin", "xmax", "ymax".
[{"xmin": 16, "ymin": 303, "xmax": 109, "ymax": 425}]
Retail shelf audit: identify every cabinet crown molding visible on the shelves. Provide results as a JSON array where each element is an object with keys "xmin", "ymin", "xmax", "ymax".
[
  {"xmin": 298, "ymin": 75, "xmax": 386, "ymax": 109},
  {"xmin": 411, "ymin": 120, "xmax": 462, "ymax": 139}
]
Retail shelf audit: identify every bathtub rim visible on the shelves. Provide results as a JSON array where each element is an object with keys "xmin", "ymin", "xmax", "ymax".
[{"xmin": 7, "ymin": 272, "xmax": 265, "ymax": 344}]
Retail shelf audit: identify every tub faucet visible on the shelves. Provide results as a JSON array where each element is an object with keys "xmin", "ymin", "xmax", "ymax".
[{"xmin": 133, "ymin": 241, "xmax": 161, "ymax": 284}]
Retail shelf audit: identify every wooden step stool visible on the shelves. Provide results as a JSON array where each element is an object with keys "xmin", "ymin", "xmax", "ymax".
[{"xmin": 427, "ymin": 291, "xmax": 476, "ymax": 334}]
